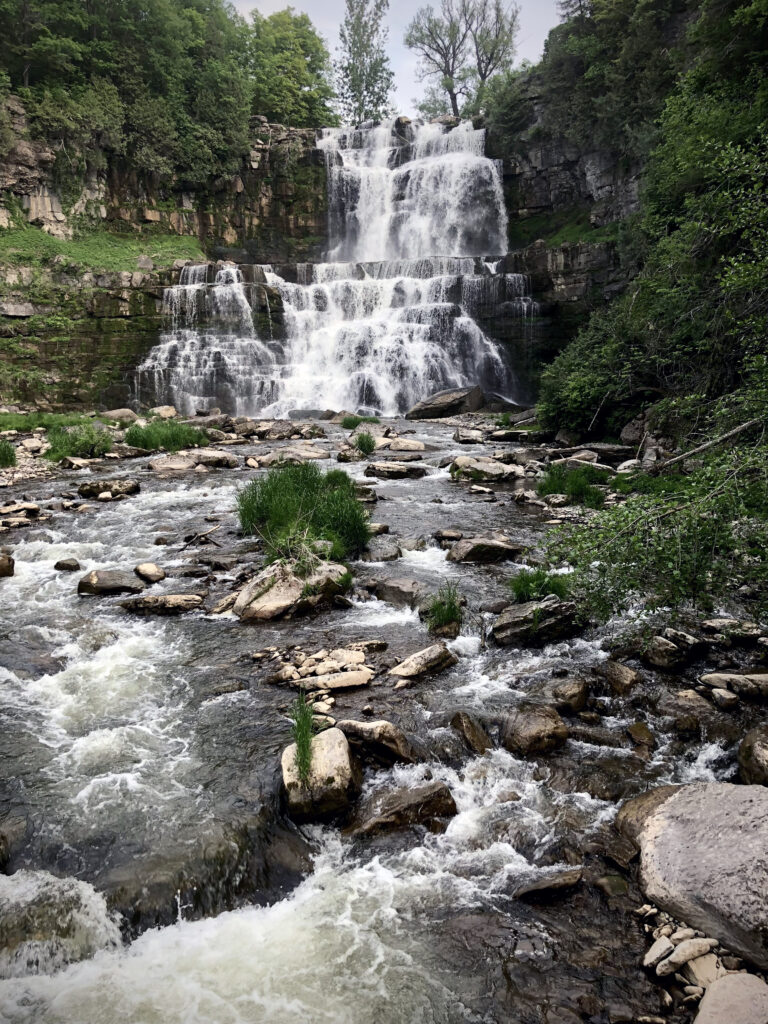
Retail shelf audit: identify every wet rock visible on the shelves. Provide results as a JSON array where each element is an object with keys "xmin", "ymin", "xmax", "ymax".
[
  {"xmin": 364, "ymin": 461, "xmax": 428, "ymax": 480},
  {"xmin": 453, "ymin": 427, "xmax": 485, "ymax": 444},
  {"xmin": 77, "ymin": 478, "xmax": 141, "ymax": 499},
  {"xmin": 362, "ymin": 536, "xmax": 402, "ymax": 562},
  {"xmin": 193, "ymin": 449, "xmax": 239, "ymax": 469},
  {"xmin": 738, "ymin": 725, "xmax": 768, "ymax": 785},
  {"xmin": 451, "ymin": 711, "xmax": 492, "ymax": 753},
  {"xmin": 101, "ymin": 408, "xmax": 138, "ymax": 422},
  {"xmin": 368, "ymin": 577, "xmax": 427, "ymax": 608},
  {"xmin": 492, "ymin": 595, "xmax": 578, "ymax": 647},
  {"xmin": 617, "ymin": 783, "xmax": 768, "ymax": 966},
  {"xmin": 0, "ymin": 553, "xmax": 14, "ymax": 577},
  {"xmin": 351, "ymin": 781, "xmax": 457, "ymax": 836},
  {"xmin": 643, "ymin": 635, "xmax": 685, "ymax": 670},
  {"xmin": 134, "ymin": 562, "xmax": 166, "ymax": 584},
  {"xmin": 149, "ymin": 405, "xmax": 177, "ymax": 419},
  {"xmin": 693, "ymin": 972, "xmax": 768, "ymax": 1023},
  {"xmin": 78, "ymin": 569, "xmax": 145, "ymax": 596},
  {"xmin": 627, "ymin": 721, "xmax": 656, "ymax": 749},
  {"xmin": 446, "ymin": 536, "xmax": 524, "ymax": 563},
  {"xmin": 711, "ymin": 687, "xmax": 739, "ymax": 710},
  {"xmin": 405, "ymin": 385, "xmax": 484, "ymax": 419},
  {"xmin": 700, "ymin": 671, "xmax": 768, "ymax": 699},
  {"xmin": 233, "ymin": 560, "xmax": 348, "ymax": 621},
  {"xmin": 655, "ymin": 938, "xmax": 718, "ymax": 976},
  {"xmin": 120, "ymin": 594, "xmax": 203, "ymax": 616},
  {"xmin": 644, "ymin": 935, "xmax": 675, "ymax": 968},
  {"xmin": 149, "ymin": 455, "xmax": 197, "ymax": 474},
  {"xmin": 450, "ymin": 455, "xmax": 524, "ymax": 481},
  {"xmin": 336, "ymin": 719, "xmax": 424, "ymax": 765},
  {"xmin": 550, "ymin": 677, "xmax": 589, "ymax": 714},
  {"xmin": 281, "ymin": 727, "xmax": 361, "ymax": 821},
  {"xmin": 502, "ymin": 705, "xmax": 568, "ymax": 756},
  {"xmin": 389, "ymin": 642, "xmax": 458, "ymax": 683},
  {"xmin": 513, "ymin": 867, "xmax": 583, "ymax": 899},
  {"xmin": 54, "ymin": 558, "xmax": 80, "ymax": 572},
  {"xmin": 433, "ymin": 528, "xmax": 463, "ymax": 546}
]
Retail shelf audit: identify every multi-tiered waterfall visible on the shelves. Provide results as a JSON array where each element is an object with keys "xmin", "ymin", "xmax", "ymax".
[{"xmin": 137, "ymin": 119, "xmax": 539, "ymax": 416}]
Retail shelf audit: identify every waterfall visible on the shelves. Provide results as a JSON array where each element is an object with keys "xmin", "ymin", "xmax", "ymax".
[{"xmin": 136, "ymin": 119, "xmax": 541, "ymax": 416}]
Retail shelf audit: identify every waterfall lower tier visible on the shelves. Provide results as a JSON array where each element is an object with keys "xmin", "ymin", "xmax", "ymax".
[{"xmin": 136, "ymin": 119, "xmax": 536, "ymax": 416}]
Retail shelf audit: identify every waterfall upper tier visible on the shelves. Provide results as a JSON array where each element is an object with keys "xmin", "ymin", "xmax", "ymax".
[{"xmin": 135, "ymin": 119, "xmax": 534, "ymax": 417}]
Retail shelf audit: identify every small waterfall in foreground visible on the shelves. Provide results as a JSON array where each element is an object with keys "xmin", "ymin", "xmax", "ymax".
[{"xmin": 136, "ymin": 119, "xmax": 541, "ymax": 416}]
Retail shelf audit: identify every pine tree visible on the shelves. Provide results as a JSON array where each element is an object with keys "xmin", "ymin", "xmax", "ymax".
[{"xmin": 335, "ymin": 0, "xmax": 395, "ymax": 125}]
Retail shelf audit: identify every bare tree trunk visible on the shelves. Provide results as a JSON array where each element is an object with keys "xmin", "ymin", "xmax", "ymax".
[{"xmin": 650, "ymin": 418, "xmax": 763, "ymax": 475}]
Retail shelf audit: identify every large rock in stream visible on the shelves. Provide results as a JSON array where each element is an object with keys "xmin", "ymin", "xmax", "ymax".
[
  {"xmin": 388, "ymin": 642, "xmax": 458, "ymax": 683},
  {"xmin": 739, "ymin": 725, "xmax": 768, "ymax": 785},
  {"xmin": 446, "ymin": 535, "xmax": 524, "ymax": 563},
  {"xmin": 233, "ymin": 560, "xmax": 348, "ymax": 621},
  {"xmin": 502, "ymin": 705, "xmax": 569, "ymax": 756},
  {"xmin": 77, "ymin": 478, "xmax": 140, "ymax": 499},
  {"xmin": 121, "ymin": 594, "xmax": 203, "ymax": 616},
  {"xmin": 492, "ymin": 595, "xmax": 578, "ymax": 647},
  {"xmin": 78, "ymin": 569, "xmax": 145, "ymax": 596},
  {"xmin": 350, "ymin": 781, "xmax": 457, "ymax": 837},
  {"xmin": 616, "ymin": 782, "xmax": 768, "ymax": 967},
  {"xmin": 336, "ymin": 719, "xmax": 425, "ymax": 765},
  {"xmin": 405, "ymin": 385, "xmax": 484, "ymax": 419},
  {"xmin": 281, "ymin": 727, "xmax": 361, "ymax": 821}
]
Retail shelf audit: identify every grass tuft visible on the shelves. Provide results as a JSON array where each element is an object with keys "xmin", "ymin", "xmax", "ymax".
[
  {"xmin": 289, "ymin": 692, "xmax": 315, "ymax": 785},
  {"xmin": 355, "ymin": 431, "xmax": 376, "ymax": 457},
  {"xmin": 538, "ymin": 463, "xmax": 610, "ymax": 508},
  {"xmin": 427, "ymin": 581, "xmax": 462, "ymax": 630},
  {"xmin": 341, "ymin": 415, "xmax": 379, "ymax": 430},
  {"xmin": 237, "ymin": 462, "xmax": 370, "ymax": 564},
  {"xmin": 0, "ymin": 412, "xmax": 95, "ymax": 432},
  {"xmin": 0, "ymin": 439, "xmax": 17, "ymax": 467},
  {"xmin": 45, "ymin": 424, "xmax": 113, "ymax": 461},
  {"xmin": 509, "ymin": 567, "xmax": 571, "ymax": 603},
  {"xmin": 125, "ymin": 421, "xmax": 208, "ymax": 452}
]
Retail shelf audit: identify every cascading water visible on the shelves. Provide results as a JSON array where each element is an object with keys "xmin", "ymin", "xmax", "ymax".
[{"xmin": 135, "ymin": 119, "xmax": 541, "ymax": 416}]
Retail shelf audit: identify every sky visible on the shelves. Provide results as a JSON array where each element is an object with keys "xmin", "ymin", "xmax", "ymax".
[{"xmin": 233, "ymin": 0, "xmax": 560, "ymax": 116}]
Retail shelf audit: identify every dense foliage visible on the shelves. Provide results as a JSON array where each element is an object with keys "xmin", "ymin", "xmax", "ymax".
[
  {"xmin": 336, "ymin": 0, "xmax": 394, "ymax": 124},
  {"xmin": 0, "ymin": 1, "xmax": 337, "ymax": 188}
]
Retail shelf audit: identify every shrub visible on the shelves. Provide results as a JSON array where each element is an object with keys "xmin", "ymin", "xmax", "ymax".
[
  {"xmin": 46, "ymin": 424, "xmax": 113, "ymax": 460},
  {"xmin": 237, "ymin": 462, "xmax": 370, "ymax": 563},
  {"xmin": 537, "ymin": 463, "xmax": 609, "ymax": 508},
  {"xmin": 0, "ymin": 439, "xmax": 16, "ymax": 467},
  {"xmin": 289, "ymin": 692, "xmax": 315, "ymax": 785},
  {"xmin": 509, "ymin": 567, "xmax": 570, "ymax": 604},
  {"xmin": 124, "ymin": 421, "xmax": 208, "ymax": 452},
  {"xmin": 426, "ymin": 581, "xmax": 462, "ymax": 630},
  {"xmin": 341, "ymin": 414, "xmax": 379, "ymax": 430},
  {"xmin": 355, "ymin": 431, "xmax": 376, "ymax": 456}
]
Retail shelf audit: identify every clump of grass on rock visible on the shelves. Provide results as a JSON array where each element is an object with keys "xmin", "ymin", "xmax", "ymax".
[
  {"xmin": 538, "ymin": 463, "xmax": 609, "ymax": 508},
  {"xmin": 355, "ymin": 431, "xmax": 376, "ymax": 457},
  {"xmin": 125, "ymin": 421, "xmax": 208, "ymax": 452},
  {"xmin": 237, "ymin": 462, "xmax": 370, "ymax": 564},
  {"xmin": 509, "ymin": 567, "xmax": 571, "ymax": 603},
  {"xmin": 427, "ymin": 581, "xmax": 462, "ymax": 631},
  {"xmin": 0, "ymin": 439, "xmax": 17, "ymax": 468},
  {"xmin": 45, "ymin": 423, "xmax": 112, "ymax": 460},
  {"xmin": 289, "ymin": 692, "xmax": 315, "ymax": 784},
  {"xmin": 341, "ymin": 414, "xmax": 379, "ymax": 430}
]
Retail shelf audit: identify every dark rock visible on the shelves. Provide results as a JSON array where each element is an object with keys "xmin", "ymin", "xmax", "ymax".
[
  {"xmin": 54, "ymin": 558, "xmax": 80, "ymax": 572},
  {"xmin": 550, "ymin": 677, "xmax": 589, "ymax": 714},
  {"xmin": 738, "ymin": 725, "xmax": 768, "ymax": 785},
  {"xmin": 502, "ymin": 704, "xmax": 568, "ymax": 756},
  {"xmin": 627, "ymin": 721, "xmax": 656, "ymax": 749},
  {"xmin": 405, "ymin": 385, "xmax": 484, "ymax": 420},
  {"xmin": 513, "ymin": 867, "xmax": 583, "ymax": 899},
  {"xmin": 78, "ymin": 569, "xmax": 145, "ymax": 596},
  {"xmin": 351, "ymin": 781, "xmax": 457, "ymax": 836},
  {"xmin": 336, "ymin": 719, "xmax": 425, "ymax": 766},
  {"xmin": 451, "ymin": 711, "xmax": 492, "ymax": 753},
  {"xmin": 0, "ymin": 553, "xmax": 14, "ymax": 577},
  {"xmin": 492, "ymin": 595, "xmax": 578, "ymax": 647},
  {"xmin": 593, "ymin": 659, "xmax": 640, "ymax": 695},
  {"xmin": 120, "ymin": 594, "xmax": 203, "ymax": 615}
]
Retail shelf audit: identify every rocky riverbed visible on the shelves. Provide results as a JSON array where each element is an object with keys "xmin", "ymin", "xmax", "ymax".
[{"xmin": 1, "ymin": 407, "xmax": 767, "ymax": 1024}]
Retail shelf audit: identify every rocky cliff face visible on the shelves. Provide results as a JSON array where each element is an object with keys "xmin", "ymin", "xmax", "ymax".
[{"xmin": 0, "ymin": 99, "xmax": 327, "ymax": 263}]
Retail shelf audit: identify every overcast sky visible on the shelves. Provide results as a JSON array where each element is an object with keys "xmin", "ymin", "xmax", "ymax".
[{"xmin": 233, "ymin": 0, "xmax": 560, "ymax": 116}]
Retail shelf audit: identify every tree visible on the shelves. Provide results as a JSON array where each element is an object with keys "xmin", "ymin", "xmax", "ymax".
[
  {"xmin": 249, "ymin": 10, "xmax": 337, "ymax": 127},
  {"xmin": 469, "ymin": 0, "xmax": 518, "ymax": 93},
  {"xmin": 335, "ymin": 0, "xmax": 394, "ymax": 125}
]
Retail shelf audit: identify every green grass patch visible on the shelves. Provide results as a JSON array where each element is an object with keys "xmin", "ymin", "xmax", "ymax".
[
  {"xmin": 45, "ymin": 423, "xmax": 113, "ymax": 460},
  {"xmin": 538, "ymin": 463, "xmax": 610, "ymax": 508},
  {"xmin": 509, "ymin": 567, "xmax": 570, "ymax": 603},
  {"xmin": 124, "ymin": 421, "xmax": 208, "ymax": 452},
  {"xmin": 341, "ymin": 415, "xmax": 379, "ymax": 430},
  {"xmin": 289, "ymin": 692, "xmax": 315, "ymax": 784},
  {"xmin": 508, "ymin": 206, "xmax": 620, "ymax": 250},
  {"xmin": 426, "ymin": 581, "xmax": 462, "ymax": 630},
  {"xmin": 355, "ymin": 431, "xmax": 376, "ymax": 456},
  {"xmin": 0, "ymin": 227, "xmax": 205, "ymax": 272},
  {"xmin": 237, "ymin": 462, "xmax": 371, "ymax": 564},
  {"xmin": 611, "ymin": 470, "xmax": 694, "ymax": 497},
  {"xmin": 0, "ymin": 412, "xmax": 94, "ymax": 431},
  {"xmin": 0, "ymin": 439, "xmax": 16, "ymax": 467}
]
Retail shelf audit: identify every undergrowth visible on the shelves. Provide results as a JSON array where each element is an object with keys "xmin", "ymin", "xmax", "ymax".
[
  {"xmin": 125, "ymin": 421, "xmax": 208, "ymax": 452},
  {"xmin": 46, "ymin": 423, "xmax": 112, "ymax": 460},
  {"xmin": 538, "ymin": 463, "xmax": 610, "ymax": 508},
  {"xmin": 0, "ymin": 412, "xmax": 94, "ymax": 431}
]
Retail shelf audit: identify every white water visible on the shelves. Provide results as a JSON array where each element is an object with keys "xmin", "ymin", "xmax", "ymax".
[{"xmin": 136, "ymin": 119, "xmax": 539, "ymax": 417}]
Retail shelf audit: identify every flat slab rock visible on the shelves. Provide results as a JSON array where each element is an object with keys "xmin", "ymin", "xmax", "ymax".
[
  {"xmin": 617, "ymin": 782, "xmax": 768, "ymax": 967},
  {"xmin": 364, "ymin": 461, "xmax": 428, "ymax": 480},
  {"xmin": 233, "ymin": 560, "xmax": 347, "ymax": 621}
]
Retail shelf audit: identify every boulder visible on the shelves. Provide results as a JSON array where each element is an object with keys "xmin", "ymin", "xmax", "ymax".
[
  {"xmin": 502, "ymin": 705, "xmax": 568, "ymax": 756},
  {"xmin": 233, "ymin": 560, "xmax": 348, "ymax": 621},
  {"xmin": 149, "ymin": 455, "xmax": 197, "ymax": 474},
  {"xmin": 389, "ymin": 643, "xmax": 458, "ymax": 682},
  {"xmin": 405, "ymin": 385, "xmax": 484, "ymax": 420},
  {"xmin": 594, "ymin": 659, "xmax": 640, "ymax": 695},
  {"xmin": 192, "ymin": 449, "xmax": 239, "ymax": 469},
  {"xmin": 281, "ymin": 727, "xmax": 361, "ymax": 821},
  {"xmin": 54, "ymin": 558, "xmax": 80, "ymax": 572},
  {"xmin": 693, "ymin": 973, "xmax": 768, "ymax": 1024},
  {"xmin": 550, "ymin": 676, "xmax": 589, "ymax": 714},
  {"xmin": 364, "ymin": 461, "xmax": 428, "ymax": 480},
  {"xmin": 617, "ymin": 782, "xmax": 768, "ymax": 966},
  {"xmin": 492, "ymin": 595, "xmax": 579, "ymax": 647},
  {"xmin": 78, "ymin": 570, "xmax": 145, "ymax": 596},
  {"xmin": 134, "ymin": 562, "xmax": 166, "ymax": 584},
  {"xmin": 643, "ymin": 635, "xmax": 685, "ymax": 670},
  {"xmin": 336, "ymin": 719, "xmax": 423, "ymax": 765},
  {"xmin": 362, "ymin": 537, "xmax": 402, "ymax": 562},
  {"xmin": 700, "ymin": 672, "xmax": 768, "ymax": 699},
  {"xmin": 386, "ymin": 438, "xmax": 426, "ymax": 452},
  {"xmin": 453, "ymin": 427, "xmax": 485, "ymax": 444},
  {"xmin": 77, "ymin": 478, "xmax": 140, "ymax": 499},
  {"xmin": 351, "ymin": 781, "xmax": 457, "ymax": 836},
  {"xmin": 738, "ymin": 725, "xmax": 768, "ymax": 785},
  {"xmin": 101, "ymin": 408, "xmax": 138, "ymax": 422},
  {"xmin": 513, "ymin": 867, "xmax": 583, "ymax": 899},
  {"xmin": 0, "ymin": 553, "xmax": 13, "ymax": 578},
  {"xmin": 369, "ymin": 577, "xmax": 427, "ymax": 608},
  {"xmin": 451, "ymin": 711, "xmax": 492, "ymax": 754},
  {"xmin": 446, "ymin": 536, "xmax": 524, "ymax": 563},
  {"xmin": 120, "ymin": 594, "xmax": 203, "ymax": 616},
  {"xmin": 450, "ymin": 455, "xmax": 524, "ymax": 481},
  {"xmin": 149, "ymin": 405, "xmax": 177, "ymax": 419},
  {"xmin": 295, "ymin": 669, "xmax": 373, "ymax": 692}
]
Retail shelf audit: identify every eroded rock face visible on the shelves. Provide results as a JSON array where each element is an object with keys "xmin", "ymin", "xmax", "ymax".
[
  {"xmin": 281, "ymin": 728, "xmax": 360, "ymax": 821},
  {"xmin": 233, "ymin": 560, "xmax": 348, "ymax": 621},
  {"xmin": 351, "ymin": 781, "xmax": 457, "ymax": 836},
  {"xmin": 405, "ymin": 385, "xmax": 484, "ymax": 420},
  {"xmin": 617, "ymin": 783, "xmax": 768, "ymax": 967},
  {"xmin": 78, "ymin": 570, "xmax": 145, "ymax": 596},
  {"xmin": 502, "ymin": 705, "xmax": 568, "ymax": 756},
  {"xmin": 492, "ymin": 595, "xmax": 578, "ymax": 647}
]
